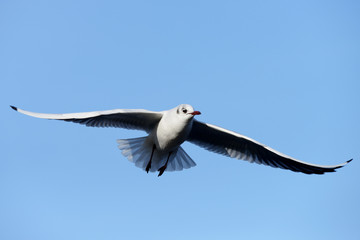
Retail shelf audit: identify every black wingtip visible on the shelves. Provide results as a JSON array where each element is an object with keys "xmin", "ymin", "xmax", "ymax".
[
  {"xmin": 347, "ymin": 159, "xmax": 353, "ymax": 164},
  {"xmin": 10, "ymin": 105, "xmax": 18, "ymax": 111}
]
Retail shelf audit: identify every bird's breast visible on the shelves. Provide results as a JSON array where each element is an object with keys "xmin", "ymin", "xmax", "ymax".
[{"xmin": 150, "ymin": 117, "xmax": 193, "ymax": 151}]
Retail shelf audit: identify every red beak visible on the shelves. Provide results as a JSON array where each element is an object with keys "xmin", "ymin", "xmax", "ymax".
[{"xmin": 191, "ymin": 111, "xmax": 201, "ymax": 116}]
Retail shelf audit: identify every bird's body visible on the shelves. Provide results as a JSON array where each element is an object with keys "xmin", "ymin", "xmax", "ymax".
[
  {"xmin": 10, "ymin": 104, "xmax": 351, "ymax": 176},
  {"xmin": 151, "ymin": 105, "xmax": 194, "ymax": 151}
]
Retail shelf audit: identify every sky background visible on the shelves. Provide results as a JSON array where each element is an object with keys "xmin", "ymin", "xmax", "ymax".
[{"xmin": 1, "ymin": 0, "xmax": 360, "ymax": 239}]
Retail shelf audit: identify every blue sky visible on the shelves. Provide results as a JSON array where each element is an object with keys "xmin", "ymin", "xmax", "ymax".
[{"xmin": 1, "ymin": 0, "xmax": 359, "ymax": 239}]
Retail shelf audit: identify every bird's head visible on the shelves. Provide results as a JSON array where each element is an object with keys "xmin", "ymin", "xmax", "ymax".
[{"xmin": 176, "ymin": 104, "xmax": 201, "ymax": 119}]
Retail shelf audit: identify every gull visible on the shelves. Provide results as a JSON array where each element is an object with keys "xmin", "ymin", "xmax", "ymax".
[{"xmin": 10, "ymin": 104, "xmax": 351, "ymax": 176}]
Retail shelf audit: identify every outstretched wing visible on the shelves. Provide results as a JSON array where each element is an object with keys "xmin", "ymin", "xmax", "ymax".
[
  {"xmin": 11, "ymin": 106, "xmax": 163, "ymax": 133},
  {"xmin": 188, "ymin": 120, "xmax": 351, "ymax": 174}
]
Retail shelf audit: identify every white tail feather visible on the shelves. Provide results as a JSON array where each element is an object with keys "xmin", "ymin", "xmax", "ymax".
[{"xmin": 117, "ymin": 137, "xmax": 196, "ymax": 173}]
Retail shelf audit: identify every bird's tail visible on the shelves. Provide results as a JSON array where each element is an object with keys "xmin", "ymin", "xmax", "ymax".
[{"xmin": 117, "ymin": 137, "xmax": 196, "ymax": 173}]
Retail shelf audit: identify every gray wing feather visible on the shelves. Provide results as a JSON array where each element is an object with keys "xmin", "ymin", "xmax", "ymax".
[
  {"xmin": 11, "ymin": 106, "xmax": 163, "ymax": 132},
  {"xmin": 188, "ymin": 120, "xmax": 351, "ymax": 174}
]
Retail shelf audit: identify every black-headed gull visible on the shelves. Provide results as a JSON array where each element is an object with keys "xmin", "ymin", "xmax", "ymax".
[{"xmin": 10, "ymin": 104, "xmax": 351, "ymax": 176}]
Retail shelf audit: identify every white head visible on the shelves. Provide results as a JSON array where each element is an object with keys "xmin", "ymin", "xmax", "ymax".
[{"xmin": 175, "ymin": 104, "xmax": 201, "ymax": 119}]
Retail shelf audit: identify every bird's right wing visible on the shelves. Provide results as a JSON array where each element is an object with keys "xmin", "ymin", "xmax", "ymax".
[
  {"xmin": 11, "ymin": 106, "xmax": 163, "ymax": 133},
  {"xmin": 188, "ymin": 120, "xmax": 351, "ymax": 174}
]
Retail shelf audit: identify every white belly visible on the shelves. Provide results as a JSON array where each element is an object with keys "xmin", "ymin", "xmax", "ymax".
[{"xmin": 148, "ymin": 116, "xmax": 193, "ymax": 152}]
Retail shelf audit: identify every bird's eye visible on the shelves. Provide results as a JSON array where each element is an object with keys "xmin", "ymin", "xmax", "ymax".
[{"xmin": 182, "ymin": 108, "xmax": 187, "ymax": 114}]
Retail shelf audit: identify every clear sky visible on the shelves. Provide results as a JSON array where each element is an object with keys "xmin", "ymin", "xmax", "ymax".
[{"xmin": 1, "ymin": 1, "xmax": 359, "ymax": 239}]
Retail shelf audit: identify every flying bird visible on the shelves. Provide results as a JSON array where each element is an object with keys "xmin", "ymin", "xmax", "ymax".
[{"xmin": 10, "ymin": 104, "xmax": 351, "ymax": 176}]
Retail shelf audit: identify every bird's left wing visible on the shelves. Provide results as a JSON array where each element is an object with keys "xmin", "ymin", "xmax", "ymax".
[
  {"xmin": 11, "ymin": 106, "xmax": 163, "ymax": 133},
  {"xmin": 188, "ymin": 120, "xmax": 351, "ymax": 174}
]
